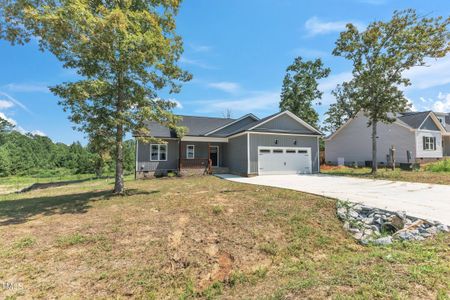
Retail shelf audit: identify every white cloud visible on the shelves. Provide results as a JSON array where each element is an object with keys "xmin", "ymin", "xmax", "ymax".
[
  {"xmin": 208, "ymin": 81, "xmax": 241, "ymax": 93},
  {"xmin": 189, "ymin": 43, "xmax": 212, "ymax": 53},
  {"xmin": 0, "ymin": 100, "xmax": 14, "ymax": 109},
  {"xmin": 179, "ymin": 56, "xmax": 216, "ymax": 70},
  {"xmin": 194, "ymin": 91, "xmax": 280, "ymax": 114},
  {"xmin": 0, "ymin": 91, "xmax": 31, "ymax": 113},
  {"xmin": 3, "ymin": 83, "xmax": 49, "ymax": 93},
  {"xmin": 304, "ymin": 17, "xmax": 364, "ymax": 37},
  {"xmin": 30, "ymin": 129, "xmax": 46, "ymax": 136},
  {"xmin": 0, "ymin": 111, "xmax": 45, "ymax": 135},
  {"xmin": 405, "ymin": 97, "xmax": 418, "ymax": 112},
  {"xmin": 291, "ymin": 47, "xmax": 329, "ymax": 58},
  {"xmin": 0, "ymin": 112, "xmax": 17, "ymax": 126},
  {"xmin": 168, "ymin": 98, "xmax": 183, "ymax": 109},
  {"xmin": 432, "ymin": 92, "xmax": 450, "ymax": 112},
  {"xmin": 404, "ymin": 56, "xmax": 450, "ymax": 90}
]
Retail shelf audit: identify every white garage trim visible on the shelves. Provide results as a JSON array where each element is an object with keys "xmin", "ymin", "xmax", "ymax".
[{"xmin": 257, "ymin": 146, "xmax": 312, "ymax": 175}]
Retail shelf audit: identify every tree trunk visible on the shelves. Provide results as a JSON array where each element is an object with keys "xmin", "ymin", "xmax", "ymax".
[
  {"xmin": 371, "ymin": 121, "xmax": 378, "ymax": 174},
  {"xmin": 114, "ymin": 123, "xmax": 124, "ymax": 194},
  {"xmin": 114, "ymin": 71, "xmax": 125, "ymax": 194}
]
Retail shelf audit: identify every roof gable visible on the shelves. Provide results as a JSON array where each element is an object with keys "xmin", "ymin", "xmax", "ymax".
[
  {"xmin": 248, "ymin": 111, "xmax": 322, "ymax": 135},
  {"xmin": 420, "ymin": 116, "xmax": 440, "ymax": 131},
  {"xmin": 205, "ymin": 114, "xmax": 259, "ymax": 136},
  {"xmin": 254, "ymin": 113, "xmax": 316, "ymax": 134},
  {"xmin": 398, "ymin": 111, "xmax": 430, "ymax": 129}
]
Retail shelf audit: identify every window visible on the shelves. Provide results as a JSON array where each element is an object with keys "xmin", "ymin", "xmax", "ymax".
[
  {"xmin": 273, "ymin": 149, "xmax": 283, "ymax": 153},
  {"xmin": 298, "ymin": 150, "xmax": 307, "ymax": 154},
  {"xmin": 286, "ymin": 150, "xmax": 296, "ymax": 154},
  {"xmin": 150, "ymin": 144, "xmax": 168, "ymax": 161},
  {"xmin": 186, "ymin": 145, "xmax": 195, "ymax": 159},
  {"xmin": 423, "ymin": 136, "xmax": 436, "ymax": 151},
  {"xmin": 259, "ymin": 149, "xmax": 271, "ymax": 153}
]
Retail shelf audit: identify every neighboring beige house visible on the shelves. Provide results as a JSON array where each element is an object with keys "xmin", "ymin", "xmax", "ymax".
[{"xmin": 325, "ymin": 111, "xmax": 450, "ymax": 166}]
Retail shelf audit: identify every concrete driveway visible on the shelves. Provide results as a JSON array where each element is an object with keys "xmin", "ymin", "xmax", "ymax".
[{"xmin": 217, "ymin": 174, "xmax": 450, "ymax": 225}]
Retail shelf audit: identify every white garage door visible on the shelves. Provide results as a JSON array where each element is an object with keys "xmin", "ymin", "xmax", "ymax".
[{"xmin": 258, "ymin": 147, "xmax": 312, "ymax": 175}]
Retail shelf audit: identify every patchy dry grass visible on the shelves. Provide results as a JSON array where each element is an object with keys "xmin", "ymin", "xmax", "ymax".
[
  {"xmin": 321, "ymin": 165, "xmax": 450, "ymax": 185},
  {"xmin": 0, "ymin": 176, "xmax": 448, "ymax": 299}
]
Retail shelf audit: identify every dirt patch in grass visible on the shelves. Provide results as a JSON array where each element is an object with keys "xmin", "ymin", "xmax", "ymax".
[{"xmin": 0, "ymin": 176, "xmax": 448, "ymax": 299}]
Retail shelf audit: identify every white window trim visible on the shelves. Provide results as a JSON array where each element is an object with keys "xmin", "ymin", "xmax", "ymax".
[
  {"xmin": 423, "ymin": 136, "xmax": 436, "ymax": 151},
  {"xmin": 150, "ymin": 144, "xmax": 168, "ymax": 161},
  {"xmin": 186, "ymin": 144, "xmax": 195, "ymax": 159}
]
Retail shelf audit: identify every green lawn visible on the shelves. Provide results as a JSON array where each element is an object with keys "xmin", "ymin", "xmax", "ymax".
[
  {"xmin": 321, "ymin": 165, "xmax": 450, "ymax": 185},
  {"xmin": 0, "ymin": 176, "xmax": 448, "ymax": 299}
]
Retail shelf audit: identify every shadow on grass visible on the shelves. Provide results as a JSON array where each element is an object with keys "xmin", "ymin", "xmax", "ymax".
[
  {"xmin": 0, "ymin": 189, "xmax": 157, "ymax": 226},
  {"xmin": 16, "ymin": 176, "xmax": 116, "ymax": 193}
]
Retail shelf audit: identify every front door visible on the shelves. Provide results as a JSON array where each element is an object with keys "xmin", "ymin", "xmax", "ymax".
[{"xmin": 209, "ymin": 146, "xmax": 219, "ymax": 167}]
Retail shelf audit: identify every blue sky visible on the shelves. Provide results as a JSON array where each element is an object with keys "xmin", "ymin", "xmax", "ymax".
[{"xmin": 0, "ymin": 0, "xmax": 449, "ymax": 144}]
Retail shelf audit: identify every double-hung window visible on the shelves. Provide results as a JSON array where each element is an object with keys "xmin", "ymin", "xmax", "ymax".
[
  {"xmin": 186, "ymin": 145, "xmax": 195, "ymax": 159},
  {"xmin": 423, "ymin": 136, "xmax": 436, "ymax": 151},
  {"xmin": 150, "ymin": 144, "xmax": 168, "ymax": 161}
]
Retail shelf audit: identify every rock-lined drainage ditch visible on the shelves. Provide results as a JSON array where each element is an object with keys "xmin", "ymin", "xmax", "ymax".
[{"xmin": 336, "ymin": 201, "xmax": 449, "ymax": 245}]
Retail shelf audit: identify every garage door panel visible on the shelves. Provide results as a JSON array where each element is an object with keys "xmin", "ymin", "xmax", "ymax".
[{"xmin": 258, "ymin": 147, "xmax": 311, "ymax": 175}]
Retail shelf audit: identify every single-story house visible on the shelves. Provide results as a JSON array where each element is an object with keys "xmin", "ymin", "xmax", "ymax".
[
  {"xmin": 135, "ymin": 110, "xmax": 322, "ymax": 177},
  {"xmin": 325, "ymin": 110, "xmax": 450, "ymax": 166}
]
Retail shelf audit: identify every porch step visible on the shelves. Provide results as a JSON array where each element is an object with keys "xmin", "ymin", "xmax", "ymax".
[{"xmin": 211, "ymin": 167, "xmax": 229, "ymax": 174}]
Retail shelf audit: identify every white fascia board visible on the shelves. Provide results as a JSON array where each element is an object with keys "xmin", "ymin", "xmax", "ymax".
[
  {"xmin": 228, "ymin": 131, "xmax": 320, "ymax": 139},
  {"xmin": 181, "ymin": 136, "xmax": 228, "ymax": 142}
]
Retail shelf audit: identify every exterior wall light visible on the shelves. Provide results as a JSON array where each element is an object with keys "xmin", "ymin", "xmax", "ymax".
[{"xmin": 274, "ymin": 139, "xmax": 278, "ymax": 145}]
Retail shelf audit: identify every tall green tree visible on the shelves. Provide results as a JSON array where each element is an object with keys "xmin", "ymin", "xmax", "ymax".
[
  {"xmin": 323, "ymin": 81, "xmax": 357, "ymax": 133},
  {"xmin": 333, "ymin": 9, "xmax": 449, "ymax": 173},
  {"xmin": 279, "ymin": 56, "xmax": 330, "ymax": 127},
  {"xmin": 0, "ymin": 115, "xmax": 14, "ymax": 133},
  {"xmin": 0, "ymin": 0, "xmax": 191, "ymax": 193}
]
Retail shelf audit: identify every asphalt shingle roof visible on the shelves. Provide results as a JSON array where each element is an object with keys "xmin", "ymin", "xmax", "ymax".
[
  {"xmin": 145, "ymin": 115, "xmax": 235, "ymax": 138},
  {"xmin": 397, "ymin": 111, "xmax": 431, "ymax": 129},
  {"xmin": 142, "ymin": 111, "xmax": 322, "ymax": 138}
]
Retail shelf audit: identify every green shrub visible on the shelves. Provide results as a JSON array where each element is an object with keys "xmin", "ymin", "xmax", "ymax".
[{"xmin": 425, "ymin": 159, "xmax": 450, "ymax": 172}]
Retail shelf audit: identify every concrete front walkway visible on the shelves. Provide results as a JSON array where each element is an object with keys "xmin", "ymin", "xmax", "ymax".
[{"xmin": 217, "ymin": 174, "xmax": 450, "ymax": 225}]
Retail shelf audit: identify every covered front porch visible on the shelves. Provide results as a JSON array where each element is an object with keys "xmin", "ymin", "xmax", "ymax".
[{"xmin": 178, "ymin": 140, "xmax": 229, "ymax": 175}]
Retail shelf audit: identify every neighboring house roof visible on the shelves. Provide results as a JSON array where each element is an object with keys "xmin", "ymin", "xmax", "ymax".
[
  {"xmin": 397, "ymin": 111, "xmax": 431, "ymax": 129},
  {"xmin": 326, "ymin": 110, "xmax": 447, "ymax": 141},
  {"xmin": 141, "ymin": 110, "xmax": 322, "ymax": 138}
]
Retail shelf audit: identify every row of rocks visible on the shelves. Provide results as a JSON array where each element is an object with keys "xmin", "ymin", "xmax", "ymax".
[{"xmin": 336, "ymin": 201, "xmax": 449, "ymax": 245}]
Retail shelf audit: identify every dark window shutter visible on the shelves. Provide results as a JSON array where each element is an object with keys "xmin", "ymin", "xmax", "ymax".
[
  {"xmin": 433, "ymin": 137, "xmax": 436, "ymax": 150},
  {"xmin": 423, "ymin": 136, "xmax": 426, "ymax": 150}
]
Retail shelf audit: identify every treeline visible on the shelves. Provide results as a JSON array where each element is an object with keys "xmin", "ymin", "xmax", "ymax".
[{"xmin": 0, "ymin": 130, "xmax": 135, "ymax": 177}]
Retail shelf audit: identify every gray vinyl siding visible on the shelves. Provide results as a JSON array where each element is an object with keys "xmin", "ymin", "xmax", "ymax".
[
  {"xmin": 137, "ymin": 139, "xmax": 179, "ymax": 171},
  {"xmin": 257, "ymin": 114, "xmax": 315, "ymax": 134},
  {"xmin": 225, "ymin": 134, "xmax": 248, "ymax": 175},
  {"xmin": 248, "ymin": 133, "xmax": 319, "ymax": 174},
  {"xmin": 325, "ymin": 112, "xmax": 416, "ymax": 165},
  {"xmin": 420, "ymin": 116, "xmax": 440, "ymax": 131},
  {"xmin": 443, "ymin": 136, "xmax": 450, "ymax": 156}
]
